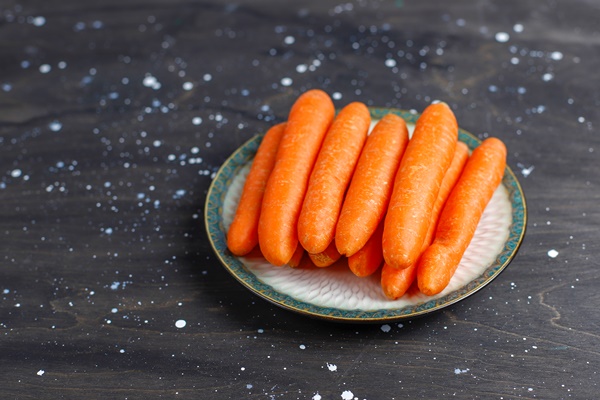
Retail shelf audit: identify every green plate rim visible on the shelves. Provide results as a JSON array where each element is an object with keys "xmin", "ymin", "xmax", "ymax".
[{"xmin": 204, "ymin": 107, "xmax": 527, "ymax": 323}]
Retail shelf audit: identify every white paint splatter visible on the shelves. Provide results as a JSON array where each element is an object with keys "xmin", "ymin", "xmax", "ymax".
[
  {"xmin": 280, "ymin": 77, "xmax": 293, "ymax": 86},
  {"xmin": 192, "ymin": 117, "xmax": 203, "ymax": 125},
  {"xmin": 332, "ymin": 92, "xmax": 342, "ymax": 100},
  {"xmin": 32, "ymin": 16, "xmax": 46, "ymax": 27},
  {"xmin": 312, "ymin": 394, "xmax": 322, "ymax": 400},
  {"xmin": 296, "ymin": 64, "xmax": 308, "ymax": 73},
  {"xmin": 37, "ymin": 370, "xmax": 45, "ymax": 376},
  {"xmin": 495, "ymin": 32, "xmax": 510, "ymax": 43},
  {"xmin": 142, "ymin": 75, "xmax": 161, "ymax": 90},
  {"xmin": 110, "ymin": 282, "xmax": 120, "ymax": 290},
  {"xmin": 516, "ymin": 162, "xmax": 534, "ymax": 178},
  {"xmin": 385, "ymin": 59, "xmax": 397, "ymax": 68},
  {"xmin": 299, "ymin": 344, "xmax": 306, "ymax": 350},
  {"xmin": 175, "ymin": 319, "xmax": 187, "ymax": 328},
  {"xmin": 548, "ymin": 249, "xmax": 559, "ymax": 258},
  {"xmin": 182, "ymin": 82, "xmax": 193, "ymax": 90},
  {"xmin": 550, "ymin": 51, "xmax": 563, "ymax": 61},
  {"xmin": 454, "ymin": 368, "xmax": 470, "ymax": 374},
  {"xmin": 284, "ymin": 36, "xmax": 295, "ymax": 45},
  {"xmin": 381, "ymin": 324, "xmax": 391, "ymax": 332},
  {"xmin": 341, "ymin": 390, "xmax": 354, "ymax": 400},
  {"xmin": 542, "ymin": 73, "xmax": 554, "ymax": 82},
  {"xmin": 326, "ymin": 363, "xmax": 337, "ymax": 372},
  {"xmin": 513, "ymin": 23, "xmax": 524, "ymax": 33},
  {"xmin": 111, "ymin": 307, "xmax": 118, "ymax": 313},
  {"xmin": 203, "ymin": 73, "xmax": 212, "ymax": 82},
  {"xmin": 10, "ymin": 169, "xmax": 22, "ymax": 178}
]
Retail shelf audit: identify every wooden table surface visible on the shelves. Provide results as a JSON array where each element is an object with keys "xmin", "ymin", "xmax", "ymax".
[{"xmin": 2, "ymin": 1, "xmax": 599, "ymax": 398}]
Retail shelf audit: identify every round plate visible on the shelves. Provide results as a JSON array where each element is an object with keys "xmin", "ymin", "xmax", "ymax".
[{"xmin": 204, "ymin": 108, "xmax": 527, "ymax": 323}]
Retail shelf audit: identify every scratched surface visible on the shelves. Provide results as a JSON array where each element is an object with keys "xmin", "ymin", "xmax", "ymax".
[{"xmin": 1, "ymin": 0, "xmax": 599, "ymax": 398}]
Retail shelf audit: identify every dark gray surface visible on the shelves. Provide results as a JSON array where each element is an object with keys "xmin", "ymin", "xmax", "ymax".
[{"xmin": 1, "ymin": 0, "xmax": 599, "ymax": 398}]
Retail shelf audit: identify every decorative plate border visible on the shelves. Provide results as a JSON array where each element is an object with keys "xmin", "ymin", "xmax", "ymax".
[{"xmin": 204, "ymin": 108, "xmax": 527, "ymax": 322}]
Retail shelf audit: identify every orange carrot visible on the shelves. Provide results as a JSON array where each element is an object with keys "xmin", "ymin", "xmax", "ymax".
[
  {"xmin": 227, "ymin": 123, "xmax": 286, "ymax": 256},
  {"xmin": 417, "ymin": 137, "xmax": 507, "ymax": 296},
  {"xmin": 308, "ymin": 241, "xmax": 342, "ymax": 268},
  {"xmin": 348, "ymin": 219, "xmax": 384, "ymax": 277},
  {"xmin": 382, "ymin": 102, "xmax": 458, "ymax": 270},
  {"xmin": 258, "ymin": 90, "xmax": 335, "ymax": 266},
  {"xmin": 381, "ymin": 141, "xmax": 469, "ymax": 299},
  {"xmin": 297, "ymin": 102, "xmax": 371, "ymax": 254},
  {"xmin": 286, "ymin": 243, "xmax": 305, "ymax": 268},
  {"xmin": 335, "ymin": 113, "xmax": 409, "ymax": 257}
]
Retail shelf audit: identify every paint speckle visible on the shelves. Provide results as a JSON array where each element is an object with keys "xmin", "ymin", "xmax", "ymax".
[
  {"xmin": 111, "ymin": 307, "xmax": 118, "ymax": 313},
  {"xmin": 175, "ymin": 319, "xmax": 187, "ymax": 328},
  {"xmin": 381, "ymin": 324, "xmax": 391, "ymax": 332},
  {"xmin": 39, "ymin": 64, "xmax": 51, "ymax": 74},
  {"xmin": 299, "ymin": 344, "xmax": 306, "ymax": 350},
  {"xmin": 182, "ymin": 82, "xmax": 193, "ymax": 90},
  {"xmin": 542, "ymin": 73, "xmax": 554, "ymax": 82},
  {"xmin": 296, "ymin": 64, "xmax": 308, "ymax": 73},
  {"xmin": 37, "ymin": 370, "xmax": 45, "ymax": 376},
  {"xmin": 341, "ymin": 390, "xmax": 354, "ymax": 400},
  {"xmin": 548, "ymin": 249, "xmax": 559, "ymax": 258},
  {"xmin": 495, "ymin": 32, "xmax": 510, "ymax": 43},
  {"xmin": 513, "ymin": 23, "xmax": 524, "ymax": 33},
  {"xmin": 516, "ymin": 163, "xmax": 534, "ymax": 178},
  {"xmin": 203, "ymin": 73, "xmax": 212, "ymax": 82},
  {"xmin": 280, "ymin": 77, "xmax": 292, "ymax": 86},
  {"xmin": 454, "ymin": 368, "xmax": 470, "ymax": 375},
  {"xmin": 326, "ymin": 363, "xmax": 337, "ymax": 372},
  {"xmin": 312, "ymin": 394, "xmax": 322, "ymax": 400},
  {"xmin": 142, "ymin": 74, "xmax": 161, "ymax": 90},
  {"xmin": 48, "ymin": 121, "xmax": 63, "ymax": 132},
  {"xmin": 283, "ymin": 35, "xmax": 295, "ymax": 45},
  {"xmin": 332, "ymin": 92, "xmax": 342, "ymax": 100},
  {"xmin": 385, "ymin": 58, "xmax": 397, "ymax": 68},
  {"xmin": 32, "ymin": 16, "xmax": 46, "ymax": 27},
  {"xmin": 192, "ymin": 117, "xmax": 203, "ymax": 125},
  {"xmin": 10, "ymin": 169, "xmax": 22, "ymax": 178},
  {"xmin": 550, "ymin": 51, "xmax": 563, "ymax": 61}
]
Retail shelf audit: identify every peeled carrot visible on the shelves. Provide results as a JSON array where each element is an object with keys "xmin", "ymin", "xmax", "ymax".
[
  {"xmin": 258, "ymin": 90, "xmax": 335, "ymax": 266},
  {"xmin": 227, "ymin": 123, "xmax": 286, "ymax": 256},
  {"xmin": 382, "ymin": 102, "xmax": 458, "ymax": 270},
  {"xmin": 348, "ymin": 219, "xmax": 384, "ymax": 277},
  {"xmin": 308, "ymin": 241, "xmax": 342, "ymax": 268},
  {"xmin": 297, "ymin": 102, "xmax": 371, "ymax": 254},
  {"xmin": 335, "ymin": 113, "xmax": 409, "ymax": 257},
  {"xmin": 286, "ymin": 244, "xmax": 305, "ymax": 268},
  {"xmin": 417, "ymin": 137, "xmax": 507, "ymax": 296},
  {"xmin": 381, "ymin": 141, "xmax": 469, "ymax": 299}
]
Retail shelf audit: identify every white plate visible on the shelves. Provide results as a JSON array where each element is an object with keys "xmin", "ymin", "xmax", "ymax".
[{"xmin": 205, "ymin": 108, "xmax": 527, "ymax": 322}]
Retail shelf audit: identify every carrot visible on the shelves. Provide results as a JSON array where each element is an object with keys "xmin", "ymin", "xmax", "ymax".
[
  {"xmin": 297, "ymin": 102, "xmax": 371, "ymax": 254},
  {"xmin": 286, "ymin": 243, "xmax": 305, "ymax": 268},
  {"xmin": 308, "ymin": 241, "xmax": 342, "ymax": 268},
  {"xmin": 335, "ymin": 113, "xmax": 409, "ymax": 257},
  {"xmin": 227, "ymin": 123, "xmax": 286, "ymax": 256},
  {"xmin": 348, "ymin": 219, "xmax": 384, "ymax": 277},
  {"xmin": 381, "ymin": 141, "xmax": 469, "ymax": 299},
  {"xmin": 258, "ymin": 89, "xmax": 335, "ymax": 266},
  {"xmin": 382, "ymin": 102, "xmax": 458, "ymax": 270},
  {"xmin": 417, "ymin": 137, "xmax": 507, "ymax": 296}
]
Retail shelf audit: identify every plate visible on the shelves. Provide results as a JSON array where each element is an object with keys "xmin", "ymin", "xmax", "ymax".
[{"xmin": 204, "ymin": 108, "xmax": 527, "ymax": 323}]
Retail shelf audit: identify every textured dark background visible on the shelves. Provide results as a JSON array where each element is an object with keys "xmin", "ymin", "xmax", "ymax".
[{"xmin": 1, "ymin": 0, "xmax": 599, "ymax": 398}]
